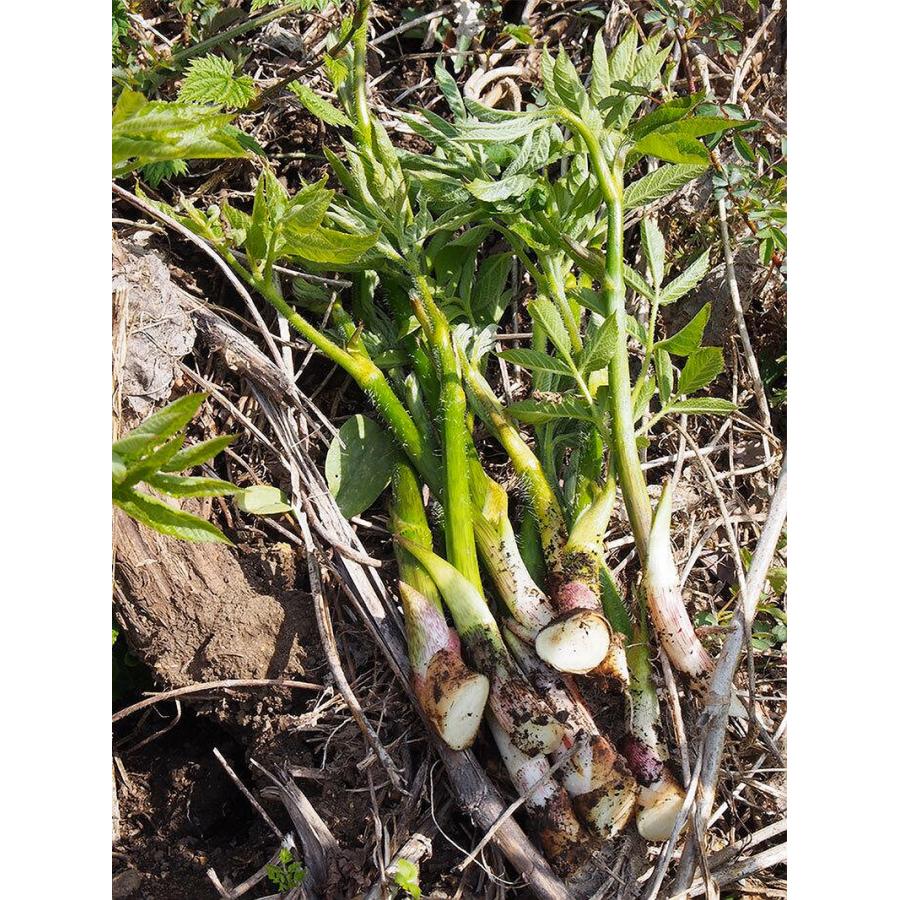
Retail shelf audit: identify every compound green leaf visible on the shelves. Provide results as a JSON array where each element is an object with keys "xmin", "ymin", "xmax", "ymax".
[
  {"xmin": 632, "ymin": 376, "xmax": 657, "ymax": 422},
  {"xmin": 623, "ymin": 163, "xmax": 707, "ymax": 209},
  {"xmin": 457, "ymin": 114, "xmax": 548, "ymax": 143},
  {"xmin": 471, "ymin": 253, "xmax": 513, "ymax": 323},
  {"xmin": 580, "ymin": 313, "xmax": 618, "ymax": 374},
  {"xmin": 630, "ymin": 93, "xmax": 704, "ymax": 141},
  {"xmin": 146, "ymin": 473, "xmax": 237, "ymax": 498},
  {"xmin": 640, "ymin": 217, "xmax": 666, "ymax": 289},
  {"xmin": 434, "ymin": 59, "xmax": 467, "ymax": 121},
  {"xmin": 632, "ymin": 131, "xmax": 709, "ymax": 165},
  {"xmin": 112, "ymin": 393, "xmax": 206, "ymax": 460},
  {"xmin": 589, "ymin": 34, "xmax": 611, "ymax": 103},
  {"xmin": 179, "ymin": 54, "xmax": 257, "ymax": 108},
  {"xmin": 656, "ymin": 302, "xmax": 711, "ymax": 355},
  {"xmin": 499, "ymin": 348, "xmax": 572, "ymax": 376},
  {"xmin": 114, "ymin": 488, "xmax": 231, "ymax": 543},
  {"xmin": 609, "ymin": 24, "xmax": 638, "ymax": 81},
  {"xmin": 655, "ymin": 348, "xmax": 674, "ymax": 403},
  {"xmin": 623, "ymin": 264, "xmax": 655, "ymax": 301},
  {"xmin": 553, "ymin": 47, "xmax": 589, "ymax": 116},
  {"xmin": 162, "ymin": 435, "xmax": 236, "ymax": 472},
  {"xmin": 284, "ymin": 226, "xmax": 379, "ymax": 265},
  {"xmin": 659, "ymin": 249, "xmax": 711, "ymax": 306},
  {"xmin": 677, "ymin": 347, "xmax": 724, "ymax": 396},
  {"xmin": 666, "ymin": 397, "xmax": 737, "ymax": 415},
  {"xmin": 112, "ymin": 90, "xmax": 251, "ymax": 170},
  {"xmin": 527, "ymin": 299, "xmax": 572, "ymax": 359},
  {"xmin": 508, "ymin": 395, "xmax": 596, "ymax": 424},
  {"xmin": 288, "ymin": 81, "xmax": 352, "ymax": 127},
  {"xmin": 466, "ymin": 175, "xmax": 535, "ymax": 203}
]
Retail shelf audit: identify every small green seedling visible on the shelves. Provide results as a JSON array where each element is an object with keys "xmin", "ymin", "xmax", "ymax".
[
  {"xmin": 392, "ymin": 858, "xmax": 421, "ymax": 899},
  {"xmin": 112, "ymin": 393, "xmax": 237, "ymax": 543},
  {"xmin": 265, "ymin": 847, "xmax": 306, "ymax": 891}
]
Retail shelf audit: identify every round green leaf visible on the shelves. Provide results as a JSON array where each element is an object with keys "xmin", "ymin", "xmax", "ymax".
[
  {"xmin": 325, "ymin": 415, "xmax": 397, "ymax": 518},
  {"xmin": 235, "ymin": 485, "xmax": 293, "ymax": 515}
]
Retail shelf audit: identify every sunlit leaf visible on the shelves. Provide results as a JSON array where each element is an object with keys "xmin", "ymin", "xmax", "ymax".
[{"xmin": 325, "ymin": 415, "xmax": 398, "ymax": 517}]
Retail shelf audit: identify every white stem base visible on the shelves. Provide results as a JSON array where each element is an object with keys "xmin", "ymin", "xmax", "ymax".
[
  {"xmin": 636, "ymin": 769, "xmax": 686, "ymax": 842},
  {"xmin": 535, "ymin": 609, "xmax": 611, "ymax": 675}
]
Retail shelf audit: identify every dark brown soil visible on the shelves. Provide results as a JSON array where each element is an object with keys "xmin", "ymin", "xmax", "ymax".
[{"xmin": 114, "ymin": 714, "xmax": 264, "ymax": 899}]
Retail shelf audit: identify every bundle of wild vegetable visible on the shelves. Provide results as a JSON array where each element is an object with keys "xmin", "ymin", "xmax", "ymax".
[{"xmin": 130, "ymin": 0, "xmax": 755, "ymax": 872}]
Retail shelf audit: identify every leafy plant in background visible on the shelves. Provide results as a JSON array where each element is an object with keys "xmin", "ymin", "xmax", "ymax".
[
  {"xmin": 645, "ymin": 0, "xmax": 755, "ymax": 57},
  {"xmin": 112, "ymin": 0, "xmax": 132, "ymax": 57},
  {"xmin": 112, "ymin": 393, "xmax": 237, "ymax": 543},
  {"xmin": 694, "ymin": 534, "xmax": 787, "ymax": 650},
  {"xmin": 720, "ymin": 131, "xmax": 787, "ymax": 268},
  {"xmin": 760, "ymin": 349, "xmax": 787, "ymax": 409},
  {"xmin": 265, "ymin": 847, "xmax": 306, "ymax": 891},
  {"xmin": 178, "ymin": 53, "xmax": 258, "ymax": 108},
  {"xmin": 112, "ymin": 87, "xmax": 260, "ymax": 178},
  {"xmin": 177, "ymin": 0, "xmax": 228, "ymax": 36},
  {"xmin": 644, "ymin": 0, "xmax": 787, "ymax": 270},
  {"xmin": 113, "ymin": 1, "xmax": 334, "ymax": 97}
]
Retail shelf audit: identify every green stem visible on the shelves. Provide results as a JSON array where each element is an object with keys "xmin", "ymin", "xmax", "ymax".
[
  {"xmin": 543, "ymin": 257, "xmax": 583, "ymax": 355},
  {"xmin": 413, "ymin": 275, "xmax": 482, "ymax": 595},
  {"xmin": 352, "ymin": 0, "xmax": 374, "ymax": 147},
  {"xmin": 458, "ymin": 352, "xmax": 568, "ymax": 567},
  {"xmin": 605, "ymin": 191, "xmax": 653, "ymax": 558},
  {"xmin": 234, "ymin": 257, "xmax": 441, "ymax": 490},
  {"xmin": 390, "ymin": 459, "xmax": 440, "ymax": 605},
  {"xmin": 556, "ymin": 110, "xmax": 653, "ymax": 559}
]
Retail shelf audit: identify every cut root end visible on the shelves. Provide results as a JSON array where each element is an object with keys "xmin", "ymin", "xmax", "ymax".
[
  {"xmin": 566, "ymin": 737, "xmax": 638, "ymax": 839},
  {"xmin": 635, "ymin": 769, "xmax": 686, "ymax": 842},
  {"xmin": 576, "ymin": 780, "xmax": 638, "ymax": 840},
  {"xmin": 535, "ymin": 609, "xmax": 611, "ymax": 675},
  {"xmin": 419, "ymin": 649, "xmax": 489, "ymax": 750}
]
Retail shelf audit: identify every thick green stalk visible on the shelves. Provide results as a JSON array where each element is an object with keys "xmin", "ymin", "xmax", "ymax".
[
  {"xmin": 352, "ymin": 0, "xmax": 373, "ymax": 146},
  {"xmin": 458, "ymin": 353, "xmax": 568, "ymax": 567},
  {"xmin": 399, "ymin": 537, "xmax": 564, "ymax": 756},
  {"xmin": 233, "ymin": 258, "xmax": 441, "ymax": 490},
  {"xmin": 390, "ymin": 459, "xmax": 440, "ymax": 603},
  {"xmin": 555, "ymin": 109, "xmax": 653, "ymax": 558},
  {"xmin": 407, "ymin": 341, "xmax": 441, "ymax": 412},
  {"xmin": 604, "ymin": 190, "xmax": 653, "ymax": 557},
  {"xmin": 397, "ymin": 537, "xmax": 496, "ymax": 654},
  {"xmin": 391, "ymin": 461, "xmax": 489, "ymax": 751},
  {"xmin": 467, "ymin": 465, "xmax": 554, "ymax": 638},
  {"xmin": 413, "ymin": 276, "xmax": 482, "ymax": 594}
]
